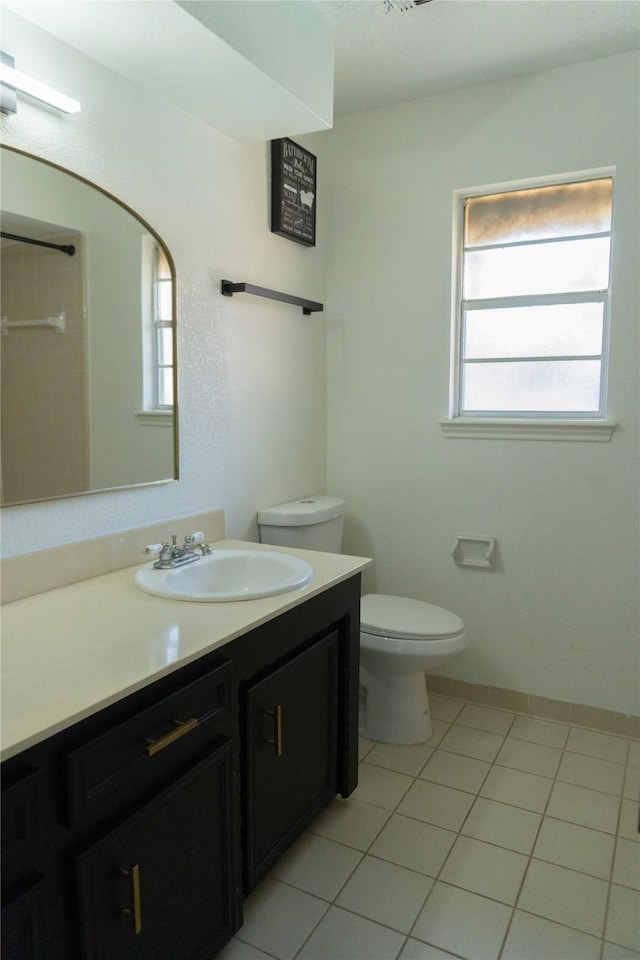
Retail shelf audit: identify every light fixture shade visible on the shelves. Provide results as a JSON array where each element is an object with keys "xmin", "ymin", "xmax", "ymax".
[
  {"xmin": 0, "ymin": 52, "xmax": 16, "ymax": 113},
  {"xmin": 0, "ymin": 56, "xmax": 80, "ymax": 114}
]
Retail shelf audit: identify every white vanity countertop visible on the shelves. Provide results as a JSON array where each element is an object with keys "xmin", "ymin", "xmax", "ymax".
[{"xmin": 0, "ymin": 540, "xmax": 371, "ymax": 761}]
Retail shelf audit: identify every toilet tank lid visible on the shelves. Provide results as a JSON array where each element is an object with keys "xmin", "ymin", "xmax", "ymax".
[
  {"xmin": 360, "ymin": 594, "xmax": 465, "ymax": 640},
  {"xmin": 257, "ymin": 496, "xmax": 346, "ymax": 527}
]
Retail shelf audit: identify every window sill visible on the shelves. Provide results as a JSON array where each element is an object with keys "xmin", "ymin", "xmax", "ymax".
[
  {"xmin": 440, "ymin": 418, "xmax": 617, "ymax": 442},
  {"xmin": 136, "ymin": 410, "xmax": 174, "ymax": 427}
]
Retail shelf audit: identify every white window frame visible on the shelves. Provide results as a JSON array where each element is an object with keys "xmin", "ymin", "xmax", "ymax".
[
  {"xmin": 138, "ymin": 235, "xmax": 174, "ymax": 426},
  {"xmin": 152, "ymin": 245, "xmax": 174, "ymax": 412},
  {"xmin": 442, "ymin": 169, "xmax": 617, "ymax": 442}
]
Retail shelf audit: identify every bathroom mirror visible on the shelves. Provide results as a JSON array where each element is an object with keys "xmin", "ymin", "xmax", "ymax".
[{"xmin": 0, "ymin": 146, "xmax": 178, "ymax": 506}]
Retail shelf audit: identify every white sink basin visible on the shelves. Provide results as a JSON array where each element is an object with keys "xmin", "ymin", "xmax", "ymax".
[{"xmin": 134, "ymin": 549, "xmax": 313, "ymax": 602}]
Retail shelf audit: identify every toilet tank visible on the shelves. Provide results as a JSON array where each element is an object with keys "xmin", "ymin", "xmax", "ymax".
[{"xmin": 257, "ymin": 496, "xmax": 346, "ymax": 553}]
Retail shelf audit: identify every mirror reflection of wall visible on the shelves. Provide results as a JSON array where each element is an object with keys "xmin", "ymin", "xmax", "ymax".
[
  {"xmin": 1, "ymin": 215, "xmax": 88, "ymax": 503},
  {"xmin": 0, "ymin": 147, "xmax": 177, "ymax": 507}
]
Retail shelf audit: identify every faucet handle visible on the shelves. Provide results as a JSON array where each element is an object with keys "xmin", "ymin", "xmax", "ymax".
[
  {"xmin": 143, "ymin": 543, "xmax": 164, "ymax": 556},
  {"xmin": 184, "ymin": 531, "xmax": 205, "ymax": 546}
]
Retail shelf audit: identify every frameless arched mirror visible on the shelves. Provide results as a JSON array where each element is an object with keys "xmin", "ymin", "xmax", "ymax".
[{"xmin": 0, "ymin": 146, "xmax": 178, "ymax": 506}]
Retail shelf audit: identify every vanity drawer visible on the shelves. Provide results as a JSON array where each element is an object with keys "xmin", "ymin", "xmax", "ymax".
[{"xmin": 67, "ymin": 659, "xmax": 232, "ymax": 828}]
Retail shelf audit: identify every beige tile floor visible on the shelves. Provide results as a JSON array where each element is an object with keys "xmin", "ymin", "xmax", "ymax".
[{"xmin": 218, "ymin": 695, "xmax": 640, "ymax": 960}]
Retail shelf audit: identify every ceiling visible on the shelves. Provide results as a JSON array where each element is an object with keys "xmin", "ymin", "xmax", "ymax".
[
  {"xmin": 318, "ymin": 0, "xmax": 640, "ymax": 116},
  {"xmin": 2, "ymin": 0, "xmax": 638, "ymax": 136}
]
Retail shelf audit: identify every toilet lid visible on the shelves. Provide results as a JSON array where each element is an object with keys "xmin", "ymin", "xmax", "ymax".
[{"xmin": 360, "ymin": 594, "xmax": 464, "ymax": 640}]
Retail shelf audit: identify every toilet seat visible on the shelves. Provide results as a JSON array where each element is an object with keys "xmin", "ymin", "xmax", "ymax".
[{"xmin": 361, "ymin": 594, "xmax": 464, "ymax": 640}]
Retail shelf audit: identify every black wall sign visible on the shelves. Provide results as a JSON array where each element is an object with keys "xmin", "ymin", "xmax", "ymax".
[{"xmin": 271, "ymin": 138, "xmax": 316, "ymax": 247}]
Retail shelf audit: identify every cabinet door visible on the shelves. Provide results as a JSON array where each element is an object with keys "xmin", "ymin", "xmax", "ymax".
[
  {"xmin": 1, "ymin": 875, "xmax": 49, "ymax": 960},
  {"xmin": 243, "ymin": 630, "xmax": 338, "ymax": 889},
  {"xmin": 76, "ymin": 740, "xmax": 240, "ymax": 960},
  {"xmin": 1, "ymin": 764, "xmax": 52, "ymax": 960}
]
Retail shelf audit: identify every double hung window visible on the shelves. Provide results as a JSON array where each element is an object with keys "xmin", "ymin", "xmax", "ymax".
[
  {"xmin": 450, "ymin": 174, "xmax": 614, "ymax": 427},
  {"xmin": 141, "ymin": 238, "xmax": 174, "ymax": 418},
  {"xmin": 152, "ymin": 244, "xmax": 174, "ymax": 410}
]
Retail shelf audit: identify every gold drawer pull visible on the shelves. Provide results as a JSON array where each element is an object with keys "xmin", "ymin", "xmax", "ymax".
[
  {"xmin": 264, "ymin": 704, "xmax": 283, "ymax": 757},
  {"xmin": 121, "ymin": 864, "xmax": 142, "ymax": 934},
  {"xmin": 144, "ymin": 717, "xmax": 199, "ymax": 757}
]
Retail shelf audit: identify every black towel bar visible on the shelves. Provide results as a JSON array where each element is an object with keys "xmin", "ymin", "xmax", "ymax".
[{"xmin": 221, "ymin": 280, "xmax": 323, "ymax": 316}]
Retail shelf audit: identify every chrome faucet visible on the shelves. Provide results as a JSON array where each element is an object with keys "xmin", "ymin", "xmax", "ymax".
[{"xmin": 143, "ymin": 532, "xmax": 212, "ymax": 569}]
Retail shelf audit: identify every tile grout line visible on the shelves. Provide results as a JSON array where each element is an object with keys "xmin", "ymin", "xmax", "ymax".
[
  {"xmin": 499, "ymin": 712, "xmax": 580, "ymax": 960},
  {"xmin": 484, "ymin": 710, "xmax": 534, "ymax": 960},
  {"xmin": 557, "ymin": 716, "xmax": 630, "ymax": 956},
  {"xmin": 402, "ymin": 705, "xmax": 516, "ymax": 957},
  {"xmin": 597, "ymin": 755, "xmax": 633, "ymax": 958}
]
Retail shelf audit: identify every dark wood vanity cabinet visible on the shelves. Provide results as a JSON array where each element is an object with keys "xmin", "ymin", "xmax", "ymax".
[
  {"xmin": 1, "ymin": 659, "xmax": 241, "ymax": 960},
  {"xmin": 1, "ymin": 575, "xmax": 361, "ymax": 960}
]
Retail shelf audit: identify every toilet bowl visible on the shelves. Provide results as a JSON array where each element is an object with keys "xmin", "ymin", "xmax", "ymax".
[
  {"xmin": 359, "ymin": 594, "xmax": 467, "ymax": 744},
  {"xmin": 257, "ymin": 497, "xmax": 468, "ymax": 746}
]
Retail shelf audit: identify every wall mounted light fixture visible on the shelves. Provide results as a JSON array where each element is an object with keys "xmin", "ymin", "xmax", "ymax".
[{"xmin": 0, "ymin": 52, "xmax": 80, "ymax": 115}]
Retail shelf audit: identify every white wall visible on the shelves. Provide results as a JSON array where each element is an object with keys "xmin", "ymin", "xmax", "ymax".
[
  {"xmin": 0, "ymin": 9, "xmax": 327, "ymax": 553},
  {"xmin": 2, "ymin": 10, "xmax": 637, "ymax": 719},
  {"xmin": 326, "ymin": 52, "xmax": 639, "ymax": 715}
]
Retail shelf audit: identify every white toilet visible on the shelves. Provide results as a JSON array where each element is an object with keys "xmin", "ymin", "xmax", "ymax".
[
  {"xmin": 257, "ymin": 496, "xmax": 468, "ymax": 745},
  {"xmin": 359, "ymin": 594, "xmax": 466, "ymax": 744}
]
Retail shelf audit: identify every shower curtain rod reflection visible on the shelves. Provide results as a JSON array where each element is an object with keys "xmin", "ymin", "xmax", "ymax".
[{"xmin": 1, "ymin": 231, "xmax": 76, "ymax": 256}]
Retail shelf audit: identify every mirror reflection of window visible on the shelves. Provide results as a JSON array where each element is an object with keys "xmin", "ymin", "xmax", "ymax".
[
  {"xmin": 155, "ymin": 244, "xmax": 174, "ymax": 410},
  {"xmin": 140, "ymin": 237, "xmax": 174, "ymax": 418}
]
